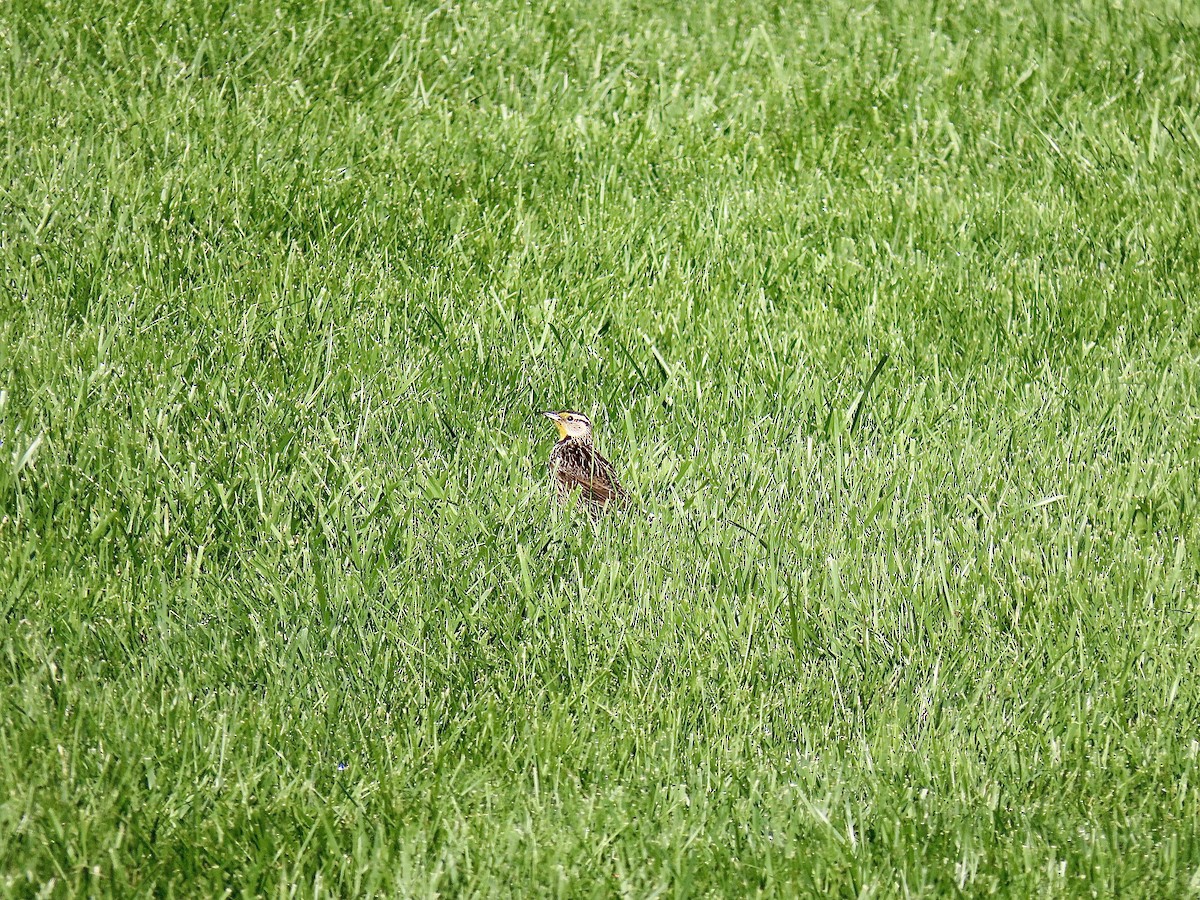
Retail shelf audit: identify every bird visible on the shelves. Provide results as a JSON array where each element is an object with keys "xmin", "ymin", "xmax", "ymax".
[{"xmin": 541, "ymin": 410, "xmax": 627, "ymax": 516}]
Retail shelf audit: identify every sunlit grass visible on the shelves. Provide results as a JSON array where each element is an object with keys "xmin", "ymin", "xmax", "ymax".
[{"xmin": 1, "ymin": 0, "xmax": 1199, "ymax": 894}]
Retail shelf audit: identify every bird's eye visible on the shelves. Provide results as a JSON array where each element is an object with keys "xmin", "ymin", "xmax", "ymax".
[{"xmin": 563, "ymin": 414, "xmax": 572, "ymax": 420}]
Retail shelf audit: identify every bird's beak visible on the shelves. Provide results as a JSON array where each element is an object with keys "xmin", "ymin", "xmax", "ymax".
[{"xmin": 542, "ymin": 411, "xmax": 568, "ymax": 438}]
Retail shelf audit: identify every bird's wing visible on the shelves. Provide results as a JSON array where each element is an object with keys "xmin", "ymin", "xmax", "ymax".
[
  {"xmin": 559, "ymin": 467, "xmax": 622, "ymax": 504},
  {"xmin": 558, "ymin": 447, "xmax": 627, "ymax": 506}
]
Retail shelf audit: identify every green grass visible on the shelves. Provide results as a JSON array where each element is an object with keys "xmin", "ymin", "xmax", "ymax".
[{"xmin": 2, "ymin": 0, "xmax": 1199, "ymax": 894}]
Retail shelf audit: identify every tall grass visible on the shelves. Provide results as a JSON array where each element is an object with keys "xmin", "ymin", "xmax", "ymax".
[{"xmin": 1, "ymin": 0, "xmax": 1199, "ymax": 894}]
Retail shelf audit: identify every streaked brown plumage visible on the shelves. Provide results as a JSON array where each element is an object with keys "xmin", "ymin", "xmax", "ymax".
[{"xmin": 542, "ymin": 410, "xmax": 627, "ymax": 516}]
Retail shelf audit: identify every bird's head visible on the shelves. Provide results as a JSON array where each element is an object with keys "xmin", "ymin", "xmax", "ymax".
[{"xmin": 542, "ymin": 410, "xmax": 593, "ymax": 440}]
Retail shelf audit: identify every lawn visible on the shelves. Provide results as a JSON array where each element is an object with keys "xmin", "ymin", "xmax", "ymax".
[{"xmin": 2, "ymin": 0, "xmax": 1199, "ymax": 895}]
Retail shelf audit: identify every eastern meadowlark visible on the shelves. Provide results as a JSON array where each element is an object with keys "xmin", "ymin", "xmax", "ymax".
[{"xmin": 541, "ymin": 410, "xmax": 627, "ymax": 516}]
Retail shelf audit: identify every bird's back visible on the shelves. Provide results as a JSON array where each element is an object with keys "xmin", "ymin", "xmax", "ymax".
[{"xmin": 549, "ymin": 437, "xmax": 626, "ymax": 514}]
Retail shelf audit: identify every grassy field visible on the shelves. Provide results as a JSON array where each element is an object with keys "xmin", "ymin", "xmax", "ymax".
[{"xmin": 2, "ymin": 0, "xmax": 1199, "ymax": 894}]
